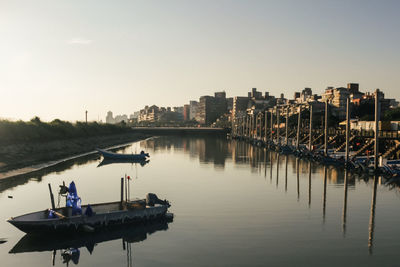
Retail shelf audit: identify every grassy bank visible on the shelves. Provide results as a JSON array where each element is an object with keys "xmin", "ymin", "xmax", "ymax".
[
  {"xmin": 0, "ymin": 118, "xmax": 150, "ymax": 173},
  {"xmin": 0, "ymin": 117, "xmax": 131, "ymax": 144}
]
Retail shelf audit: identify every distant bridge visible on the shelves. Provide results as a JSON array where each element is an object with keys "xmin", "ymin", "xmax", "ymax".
[{"xmin": 130, "ymin": 127, "xmax": 230, "ymax": 135}]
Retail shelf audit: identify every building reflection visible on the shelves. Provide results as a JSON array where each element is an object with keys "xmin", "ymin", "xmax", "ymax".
[{"xmin": 142, "ymin": 136, "xmax": 232, "ymax": 168}]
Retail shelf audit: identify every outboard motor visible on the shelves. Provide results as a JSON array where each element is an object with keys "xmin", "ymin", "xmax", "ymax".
[{"xmin": 146, "ymin": 193, "xmax": 170, "ymax": 207}]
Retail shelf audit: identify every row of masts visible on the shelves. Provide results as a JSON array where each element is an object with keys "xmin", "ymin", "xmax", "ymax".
[{"xmin": 231, "ymin": 89, "xmax": 381, "ymax": 170}]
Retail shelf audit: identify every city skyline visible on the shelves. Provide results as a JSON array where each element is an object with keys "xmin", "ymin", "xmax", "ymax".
[{"xmin": 1, "ymin": 0, "xmax": 400, "ymax": 121}]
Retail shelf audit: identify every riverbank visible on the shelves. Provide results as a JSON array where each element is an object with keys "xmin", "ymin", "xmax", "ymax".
[{"xmin": 0, "ymin": 132, "xmax": 151, "ymax": 179}]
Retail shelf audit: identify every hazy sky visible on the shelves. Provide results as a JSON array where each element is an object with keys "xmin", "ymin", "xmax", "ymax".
[{"xmin": 1, "ymin": 0, "xmax": 399, "ymax": 121}]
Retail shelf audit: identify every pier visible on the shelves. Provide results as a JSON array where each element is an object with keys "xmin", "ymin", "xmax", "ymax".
[{"xmin": 230, "ymin": 89, "xmax": 400, "ymax": 176}]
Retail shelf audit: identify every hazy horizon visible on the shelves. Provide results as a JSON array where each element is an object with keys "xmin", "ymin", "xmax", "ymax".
[{"xmin": 1, "ymin": 0, "xmax": 400, "ymax": 122}]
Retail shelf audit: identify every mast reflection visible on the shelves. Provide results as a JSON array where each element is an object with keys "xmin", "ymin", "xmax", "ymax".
[
  {"xmin": 296, "ymin": 158, "xmax": 300, "ymax": 201},
  {"xmin": 308, "ymin": 161, "xmax": 312, "ymax": 208},
  {"xmin": 270, "ymin": 152, "xmax": 273, "ymax": 184},
  {"xmin": 368, "ymin": 175, "xmax": 378, "ymax": 254},
  {"xmin": 342, "ymin": 169, "xmax": 349, "ymax": 237},
  {"xmin": 322, "ymin": 166, "xmax": 327, "ymax": 223},
  {"xmin": 285, "ymin": 155, "xmax": 288, "ymax": 193},
  {"xmin": 276, "ymin": 154, "xmax": 280, "ymax": 188}
]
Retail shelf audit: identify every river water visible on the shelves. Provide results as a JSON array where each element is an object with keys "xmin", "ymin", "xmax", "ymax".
[{"xmin": 1, "ymin": 136, "xmax": 400, "ymax": 266}]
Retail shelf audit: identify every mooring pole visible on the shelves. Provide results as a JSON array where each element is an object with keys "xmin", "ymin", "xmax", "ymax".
[
  {"xmin": 242, "ymin": 116, "xmax": 245, "ymax": 137},
  {"xmin": 374, "ymin": 89, "xmax": 380, "ymax": 170},
  {"xmin": 309, "ymin": 104, "xmax": 313, "ymax": 151},
  {"xmin": 270, "ymin": 109, "xmax": 274, "ymax": 144},
  {"xmin": 276, "ymin": 107, "xmax": 280, "ymax": 145},
  {"xmin": 48, "ymin": 183, "xmax": 55, "ymax": 210},
  {"xmin": 120, "ymin": 177, "xmax": 124, "ymax": 204},
  {"xmin": 296, "ymin": 105, "xmax": 301, "ymax": 150},
  {"xmin": 324, "ymin": 101, "xmax": 329, "ymax": 156},
  {"xmin": 252, "ymin": 114, "xmax": 255, "ymax": 139},
  {"xmin": 246, "ymin": 115, "xmax": 250, "ymax": 138},
  {"xmin": 256, "ymin": 113, "xmax": 260, "ymax": 139},
  {"xmin": 345, "ymin": 97, "xmax": 350, "ymax": 165},
  {"xmin": 251, "ymin": 114, "xmax": 253, "ymax": 139},
  {"xmin": 286, "ymin": 106, "xmax": 289, "ymax": 146},
  {"xmin": 125, "ymin": 174, "xmax": 128, "ymax": 202},
  {"xmin": 265, "ymin": 110, "xmax": 268, "ymax": 143}
]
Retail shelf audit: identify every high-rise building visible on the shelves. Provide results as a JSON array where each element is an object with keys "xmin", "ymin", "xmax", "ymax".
[
  {"xmin": 232, "ymin": 96, "xmax": 250, "ymax": 119},
  {"xmin": 189, "ymin": 101, "xmax": 198, "ymax": 120},
  {"xmin": 183, "ymin": 104, "xmax": 190, "ymax": 121},
  {"xmin": 196, "ymin": 92, "xmax": 228, "ymax": 125},
  {"xmin": 106, "ymin": 111, "xmax": 114, "ymax": 124}
]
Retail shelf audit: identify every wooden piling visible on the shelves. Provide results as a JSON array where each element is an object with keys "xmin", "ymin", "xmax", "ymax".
[
  {"xmin": 374, "ymin": 89, "xmax": 380, "ymax": 170},
  {"xmin": 296, "ymin": 105, "xmax": 301, "ymax": 149},
  {"xmin": 270, "ymin": 109, "xmax": 274, "ymax": 144},
  {"xmin": 264, "ymin": 110, "xmax": 268, "ymax": 143},
  {"xmin": 285, "ymin": 106, "xmax": 289, "ymax": 146},
  {"xmin": 120, "ymin": 177, "xmax": 124, "ymax": 204},
  {"xmin": 309, "ymin": 104, "xmax": 313, "ymax": 151},
  {"xmin": 345, "ymin": 97, "xmax": 350, "ymax": 164},
  {"xmin": 125, "ymin": 174, "xmax": 128, "ymax": 202},
  {"xmin": 276, "ymin": 108, "xmax": 280, "ymax": 145},
  {"xmin": 324, "ymin": 101, "xmax": 329, "ymax": 156}
]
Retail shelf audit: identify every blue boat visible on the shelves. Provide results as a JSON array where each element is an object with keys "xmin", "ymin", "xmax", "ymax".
[{"xmin": 96, "ymin": 148, "xmax": 150, "ymax": 160}]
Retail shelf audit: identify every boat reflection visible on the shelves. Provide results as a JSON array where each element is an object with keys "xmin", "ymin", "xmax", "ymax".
[
  {"xmin": 97, "ymin": 158, "xmax": 150, "ymax": 168},
  {"xmin": 10, "ymin": 218, "xmax": 173, "ymax": 265}
]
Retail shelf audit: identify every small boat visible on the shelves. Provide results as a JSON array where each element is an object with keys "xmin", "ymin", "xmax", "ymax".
[
  {"xmin": 7, "ymin": 181, "xmax": 170, "ymax": 234},
  {"xmin": 97, "ymin": 148, "xmax": 150, "ymax": 160}
]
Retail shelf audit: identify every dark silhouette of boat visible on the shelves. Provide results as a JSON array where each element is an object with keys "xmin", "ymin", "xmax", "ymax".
[
  {"xmin": 96, "ymin": 148, "xmax": 150, "ymax": 160},
  {"xmin": 97, "ymin": 158, "xmax": 150, "ymax": 167},
  {"xmin": 9, "ymin": 216, "xmax": 173, "ymax": 254}
]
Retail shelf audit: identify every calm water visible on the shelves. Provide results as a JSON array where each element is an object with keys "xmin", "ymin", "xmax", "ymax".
[{"xmin": 1, "ymin": 136, "xmax": 400, "ymax": 266}]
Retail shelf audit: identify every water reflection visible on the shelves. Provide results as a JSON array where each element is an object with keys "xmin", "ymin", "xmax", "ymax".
[
  {"xmin": 323, "ymin": 166, "xmax": 327, "ymax": 223},
  {"xmin": 2, "ymin": 136, "xmax": 400, "ymax": 262},
  {"xmin": 308, "ymin": 161, "xmax": 311, "ymax": 207},
  {"xmin": 296, "ymin": 158, "xmax": 300, "ymax": 201},
  {"xmin": 368, "ymin": 176, "xmax": 379, "ymax": 254},
  {"xmin": 97, "ymin": 158, "xmax": 150, "ymax": 168},
  {"xmin": 342, "ymin": 169, "xmax": 349, "ymax": 237},
  {"xmin": 285, "ymin": 155, "xmax": 288, "ymax": 192},
  {"xmin": 0, "ymin": 154, "xmax": 100, "ymax": 194},
  {"xmin": 10, "ymin": 219, "xmax": 172, "ymax": 266}
]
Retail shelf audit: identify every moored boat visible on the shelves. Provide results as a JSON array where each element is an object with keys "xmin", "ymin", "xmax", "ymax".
[
  {"xmin": 97, "ymin": 148, "xmax": 150, "ymax": 160},
  {"xmin": 7, "ymin": 181, "xmax": 171, "ymax": 234},
  {"xmin": 8, "ymin": 198, "xmax": 169, "ymax": 234}
]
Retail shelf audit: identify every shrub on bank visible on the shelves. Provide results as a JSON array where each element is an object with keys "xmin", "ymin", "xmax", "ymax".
[{"xmin": 0, "ymin": 117, "xmax": 131, "ymax": 144}]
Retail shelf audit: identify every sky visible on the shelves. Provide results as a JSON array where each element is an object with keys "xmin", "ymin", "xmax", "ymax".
[{"xmin": 1, "ymin": 0, "xmax": 399, "ymax": 122}]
